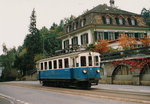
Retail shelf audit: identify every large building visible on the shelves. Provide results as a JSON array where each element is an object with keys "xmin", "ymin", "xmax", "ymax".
[
  {"xmin": 57, "ymin": 1, "xmax": 150, "ymax": 85},
  {"xmin": 58, "ymin": 1, "xmax": 149, "ymax": 50}
]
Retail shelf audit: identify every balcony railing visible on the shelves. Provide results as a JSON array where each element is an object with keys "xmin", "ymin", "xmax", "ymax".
[{"xmin": 101, "ymin": 46, "xmax": 150, "ymax": 61}]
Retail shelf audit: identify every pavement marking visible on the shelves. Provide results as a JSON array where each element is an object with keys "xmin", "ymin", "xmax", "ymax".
[{"xmin": 0, "ymin": 93, "xmax": 31, "ymax": 104}]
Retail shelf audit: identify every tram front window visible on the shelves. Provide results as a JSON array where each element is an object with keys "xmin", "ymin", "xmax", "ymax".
[
  {"xmin": 81, "ymin": 56, "xmax": 86, "ymax": 67},
  {"xmin": 94, "ymin": 56, "xmax": 99, "ymax": 66},
  {"xmin": 88, "ymin": 56, "xmax": 92, "ymax": 66}
]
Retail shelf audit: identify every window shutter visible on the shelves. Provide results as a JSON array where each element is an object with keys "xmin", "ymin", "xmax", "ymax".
[
  {"xmin": 104, "ymin": 32, "xmax": 108, "ymax": 40},
  {"xmin": 86, "ymin": 33, "xmax": 88, "ymax": 44},
  {"xmin": 135, "ymin": 19, "xmax": 138, "ymax": 25},
  {"xmin": 123, "ymin": 18, "xmax": 126, "ymax": 25},
  {"xmin": 78, "ymin": 20, "xmax": 80, "ymax": 28},
  {"xmin": 135, "ymin": 33, "xmax": 138, "ymax": 38},
  {"xmin": 115, "ymin": 18, "xmax": 119, "ymax": 25},
  {"xmin": 110, "ymin": 17, "xmax": 113, "ymax": 24},
  {"xmin": 115, "ymin": 32, "xmax": 119, "ymax": 40},
  {"xmin": 102, "ymin": 16, "xmax": 106, "ymax": 24},
  {"xmin": 94, "ymin": 31, "xmax": 97, "ymax": 42},
  {"xmin": 81, "ymin": 35, "xmax": 83, "ymax": 45},
  {"xmin": 76, "ymin": 37, "xmax": 78, "ymax": 45},
  {"xmin": 128, "ymin": 18, "xmax": 131, "ymax": 25},
  {"xmin": 67, "ymin": 40, "xmax": 69, "ymax": 48}
]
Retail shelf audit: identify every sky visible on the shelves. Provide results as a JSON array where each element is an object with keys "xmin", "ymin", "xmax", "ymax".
[{"xmin": 0, "ymin": 0, "xmax": 150, "ymax": 55}]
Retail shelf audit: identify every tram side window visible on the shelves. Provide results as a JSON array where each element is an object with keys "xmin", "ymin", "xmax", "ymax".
[
  {"xmin": 44, "ymin": 62, "xmax": 47, "ymax": 70},
  {"xmin": 54, "ymin": 60, "xmax": 57, "ymax": 69},
  {"xmin": 88, "ymin": 56, "xmax": 92, "ymax": 66},
  {"xmin": 94, "ymin": 56, "xmax": 99, "ymax": 66},
  {"xmin": 64, "ymin": 58, "xmax": 69, "ymax": 68},
  {"xmin": 59, "ymin": 59, "xmax": 63, "ymax": 68},
  {"xmin": 49, "ymin": 61, "xmax": 52, "ymax": 69},
  {"xmin": 81, "ymin": 56, "xmax": 86, "ymax": 67},
  {"xmin": 41, "ymin": 63, "xmax": 43, "ymax": 70}
]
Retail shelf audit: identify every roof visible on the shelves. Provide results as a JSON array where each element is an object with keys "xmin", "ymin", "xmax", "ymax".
[{"xmin": 84, "ymin": 4, "xmax": 140, "ymax": 16}]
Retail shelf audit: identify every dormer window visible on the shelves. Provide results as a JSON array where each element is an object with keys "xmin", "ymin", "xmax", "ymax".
[
  {"xmin": 80, "ymin": 18, "xmax": 86, "ymax": 27},
  {"xmin": 106, "ymin": 17, "xmax": 110, "ymax": 24},
  {"xmin": 67, "ymin": 26, "xmax": 70, "ymax": 33},
  {"xmin": 128, "ymin": 17, "xmax": 138, "ymax": 26},
  {"xmin": 73, "ymin": 23, "xmax": 76, "ymax": 30},
  {"xmin": 102, "ymin": 16, "xmax": 113, "ymax": 24},
  {"xmin": 116, "ymin": 17, "xmax": 125, "ymax": 25},
  {"xmin": 131, "ymin": 19, "xmax": 135, "ymax": 25},
  {"xmin": 119, "ymin": 18, "xmax": 123, "ymax": 25}
]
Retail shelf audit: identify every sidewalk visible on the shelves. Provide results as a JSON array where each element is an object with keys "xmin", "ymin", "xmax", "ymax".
[
  {"xmin": 0, "ymin": 96, "xmax": 11, "ymax": 104},
  {"xmin": 94, "ymin": 84, "xmax": 150, "ymax": 93}
]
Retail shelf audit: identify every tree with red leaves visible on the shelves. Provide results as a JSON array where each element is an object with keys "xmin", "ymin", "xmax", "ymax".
[
  {"xmin": 94, "ymin": 40, "xmax": 109, "ymax": 54},
  {"xmin": 117, "ymin": 34, "xmax": 137, "ymax": 50},
  {"xmin": 140, "ymin": 35, "xmax": 150, "ymax": 46}
]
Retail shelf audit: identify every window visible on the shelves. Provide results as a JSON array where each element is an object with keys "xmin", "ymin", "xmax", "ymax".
[
  {"xmin": 104, "ymin": 32, "xmax": 109, "ymax": 40},
  {"xmin": 66, "ymin": 26, "xmax": 70, "ymax": 33},
  {"xmin": 102, "ymin": 16, "xmax": 112, "ymax": 24},
  {"xmin": 128, "ymin": 18, "xmax": 137, "ymax": 26},
  {"xmin": 119, "ymin": 18, "xmax": 123, "ymax": 25},
  {"xmin": 58, "ymin": 59, "xmax": 62, "ymax": 68},
  {"xmin": 81, "ymin": 33, "xmax": 88, "ymax": 45},
  {"xmin": 73, "ymin": 23, "xmax": 76, "ymax": 30},
  {"xmin": 128, "ymin": 33, "xmax": 134, "ymax": 38},
  {"xmin": 88, "ymin": 56, "xmax": 92, "ymax": 66},
  {"xmin": 94, "ymin": 56, "xmax": 99, "ymax": 66},
  {"xmin": 106, "ymin": 17, "xmax": 110, "ymax": 24},
  {"xmin": 41, "ymin": 63, "xmax": 43, "ymax": 70},
  {"xmin": 49, "ymin": 61, "xmax": 52, "ymax": 69},
  {"xmin": 94, "ymin": 32, "xmax": 104, "ymax": 42},
  {"xmin": 81, "ymin": 56, "xmax": 86, "ymax": 67},
  {"xmin": 44, "ymin": 62, "xmax": 47, "ymax": 70},
  {"xmin": 135, "ymin": 33, "xmax": 144, "ymax": 39},
  {"xmin": 116, "ymin": 17, "xmax": 125, "ymax": 25},
  {"xmin": 108, "ymin": 32, "xmax": 115, "ymax": 40},
  {"xmin": 64, "ymin": 40, "xmax": 69, "ymax": 49},
  {"xmin": 131, "ymin": 19, "xmax": 135, "ymax": 25},
  {"xmin": 53, "ymin": 60, "xmax": 57, "ymax": 69},
  {"xmin": 72, "ymin": 37, "xmax": 78, "ymax": 48},
  {"xmin": 80, "ymin": 18, "xmax": 86, "ymax": 27},
  {"xmin": 64, "ymin": 58, "xmax": 69, "ymax": 68},
  {"xmin": 115, "ymin": 32, "xmax": 119, "ymax": 40}
]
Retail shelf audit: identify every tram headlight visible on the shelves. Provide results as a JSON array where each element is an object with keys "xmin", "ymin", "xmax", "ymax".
[
  {"xmin": 83, "ymin": 70, "xmax": 87, "ymax": 74},
  {"xmin": 96, "ymin": 69, "xmax": 100, "ymax": 73}
]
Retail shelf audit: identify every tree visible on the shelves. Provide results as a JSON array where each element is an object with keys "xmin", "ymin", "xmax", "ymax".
[
  {"xmin": 94, "ymin": 40, "xmax": 109, "ymax": 54},
  {"xmin": 1, "ymin": 44, "xmax": 19, "ymax": 81},
  {"xmin": 23, "ymin": 9, "xmax": 42, "ymax": 75},
  {"xmin": 141, "ymin": 8, "xmax": 150, "ymax": 26},
  {"xmin": 117, "ymin": 34, "xmax": 137, "ymax": 50}
]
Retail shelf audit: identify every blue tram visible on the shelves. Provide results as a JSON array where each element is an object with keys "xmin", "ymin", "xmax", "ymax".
[{"xmin": 36, "ymin": 51, "xmax": 101, "ymax": 88}]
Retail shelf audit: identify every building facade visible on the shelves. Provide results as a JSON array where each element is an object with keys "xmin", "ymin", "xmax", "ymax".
[{"xmin": 58, "ymin": 4, "xmax": 149, "ymax": 50}]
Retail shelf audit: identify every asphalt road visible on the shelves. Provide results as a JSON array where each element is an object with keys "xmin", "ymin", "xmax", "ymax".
[{"xmin": 0, "ymin": 82, "xmax": 140, "ymax": 104}]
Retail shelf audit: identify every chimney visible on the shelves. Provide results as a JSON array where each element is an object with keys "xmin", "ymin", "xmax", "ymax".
[{"xmin": 110, "ymin": 0, "xmax": 115, "ymax": 7}]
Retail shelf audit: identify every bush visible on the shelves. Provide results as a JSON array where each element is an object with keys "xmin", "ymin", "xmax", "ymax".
[{"xmin": 1, "ymin": 69, "xmax": 19, "ymax": 81}]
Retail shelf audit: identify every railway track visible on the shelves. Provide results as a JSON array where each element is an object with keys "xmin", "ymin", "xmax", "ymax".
[{"xmin": 1, "ymin": 82, "xmax": 150, "ymax": 104}]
